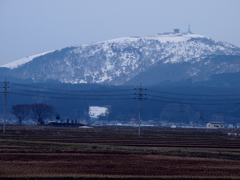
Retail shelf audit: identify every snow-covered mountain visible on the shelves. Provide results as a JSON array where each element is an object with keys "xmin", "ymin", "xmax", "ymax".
[
  {"xmin": 1, "ymin": 32, "xmax": 240, "ymax": 85},
  {"xmin": 1, "ymin": 50, "xmax": 55, "ymax": 69}
]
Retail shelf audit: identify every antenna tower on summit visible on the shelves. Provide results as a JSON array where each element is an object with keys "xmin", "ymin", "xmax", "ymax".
[{"xmin": 188, "ymin": 25, "xmax": 192, "ymax": 34}]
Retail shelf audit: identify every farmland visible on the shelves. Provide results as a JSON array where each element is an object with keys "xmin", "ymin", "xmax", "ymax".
[{"xmin": 0, "ymin": 125, "xmax": 240, "ymax": 179}]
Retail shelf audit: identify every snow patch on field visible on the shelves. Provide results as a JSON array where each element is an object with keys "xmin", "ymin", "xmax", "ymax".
[{"xmin": 89, "ymin": 106, "xmax": 108, "ymax": 118}]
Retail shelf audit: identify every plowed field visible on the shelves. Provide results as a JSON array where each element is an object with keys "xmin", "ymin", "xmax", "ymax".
[{"xmin": 0, "ymin": 125, "xmax": 240, "ymax": 179}]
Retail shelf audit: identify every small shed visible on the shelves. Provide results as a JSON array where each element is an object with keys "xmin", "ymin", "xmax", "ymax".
[
  {"xmin": 206, "ymin": 122, "xmax": 225, "ymax": 128},
  {"xmin": 173, "ymin": 29, "xmax": 180, "ymax": 33}
]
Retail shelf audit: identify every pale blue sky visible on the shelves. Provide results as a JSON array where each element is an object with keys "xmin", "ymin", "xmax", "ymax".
[{"xmin": 0, "ymin": 0, "xmax": 239, "ymax": 65}]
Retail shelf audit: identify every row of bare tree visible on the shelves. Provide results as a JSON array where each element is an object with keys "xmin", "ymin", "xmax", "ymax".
[{"xmin": 11, "ymin": 103, "xmax": 55, "ymax": 125}]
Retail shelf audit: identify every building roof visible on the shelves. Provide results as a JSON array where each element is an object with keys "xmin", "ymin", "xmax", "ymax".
[{"xmin": 207, "ymin": 121, "xmax": 224, "ymax": 124}]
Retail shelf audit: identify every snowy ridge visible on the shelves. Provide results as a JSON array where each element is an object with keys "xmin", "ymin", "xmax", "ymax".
[
  {"xmin": 1, "ymin": 32, "xmax": 240, "ymax": 85},
  {"xmin": 101, "ymin": 33, "xmax": 207, "ymax": 44},
  {"xmin": 62, "ymin": 33, "xmax": 239, "ymax": 84},
  {"xmin": 0, "ymin": 50, "xmax": 55, "ymax": 69}
]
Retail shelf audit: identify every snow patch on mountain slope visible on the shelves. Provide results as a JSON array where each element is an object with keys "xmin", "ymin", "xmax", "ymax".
[
  {"xmin": 0, "ymin": 50, "xmax": 55, "ymax": 69},
  {"xmin": 0, "ymin": 33, "xmax": 225, "ymax": 70},
  {"xmin": 63, "ymin": 33, "xmax": 239, "ymax": 84},
  {"xmin": 146, "ymin": 33, "xmax": 207, "ymax": 43},
  {"xmin": 1, "ymin": 32, "xmax": 240, "ymax": 85},
  {"xmin": 101, "ymin": 33, "xmax": 206, "ymax": 44}
]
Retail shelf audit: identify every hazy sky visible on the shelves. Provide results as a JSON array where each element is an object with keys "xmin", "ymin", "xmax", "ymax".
[{"xmin": 0, "ymin": 0, "xmax": 239, "ymax": 66}]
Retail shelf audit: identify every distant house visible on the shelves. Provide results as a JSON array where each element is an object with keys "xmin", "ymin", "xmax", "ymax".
[
  {"xmin": 206, "ymin": 122, "xmax": 225, "ymax": 128},
  {"xmin": 173, "ymin": 29, "xmax": 180, "ymax": 33}
]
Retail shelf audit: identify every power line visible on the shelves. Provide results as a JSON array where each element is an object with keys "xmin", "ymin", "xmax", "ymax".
[
  {"xmin": 11, "ymin": 87, "xmax": 240, "ymax": 102},
  {"xmin": 148, "ymin": 89, "xmax": 240, "ymax": 97},
  {"xmin": 147, "ymin": 98, "xmax": 240, "ymax": 105},
  {"xmin": 10, "ymin": 92, "xmax": 134, "ymax": 100},
  {"xmin": 10, "ymin": 88, "xmax": 133, "ymax": 97},
  {"xmin": 11, "ymin": 82, "xmax": 134, "ymax": 92},
  {"xmin": 148, "ymin": 94, "xmax": 240, "ymax": 102}
]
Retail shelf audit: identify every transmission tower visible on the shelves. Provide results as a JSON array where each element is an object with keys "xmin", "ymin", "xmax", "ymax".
[
  {"xmin": 188, "ymin": 25, "xmax": 192, "ymax": 34},
  {"xmin": 134, "ymin": 83, "xmax": 146, "ymax": 136}
]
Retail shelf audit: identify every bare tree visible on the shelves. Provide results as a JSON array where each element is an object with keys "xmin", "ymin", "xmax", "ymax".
[
  {"xmin": 31, "ymin": 103, "xmax": 55, "ymax": 125},
  {"xmin": 11, "ymin": 104, "xmax": 30, "ymax": 125}
]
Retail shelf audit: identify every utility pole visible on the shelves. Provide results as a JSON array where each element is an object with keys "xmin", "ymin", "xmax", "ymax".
[
  {"xmin": 3, "ymin": 79, "xmax": 9, "ymax": 134},
  {"xmin": 199, "ymin": 109, "xmax": 205, "ymax": 126},
  {"xmin": 202, "ymin": 110, "xmax": 205, "ymax": 125},
  {"xmin": 134, "ymin": 83, "xmax": 146, "ymax": 137},
  {"xmin": 179, "ymin": 108, "xmax": 184, "ymax": 125},
  {"xmin": 198, "ymin": 109, "xmax": 201, "ymax": 127},
  {"xmin": 131, "ymin": 110, "xmax": 135, "ymax": 119},
  {"xmin": 77, "ymin": 109, "xmax": 81, "ymax": 124}
]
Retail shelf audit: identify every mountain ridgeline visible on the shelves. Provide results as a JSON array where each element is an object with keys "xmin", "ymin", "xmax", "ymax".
[{"xmin": 1, "ymin": 33, "xmax": 240, "ymax": 87}]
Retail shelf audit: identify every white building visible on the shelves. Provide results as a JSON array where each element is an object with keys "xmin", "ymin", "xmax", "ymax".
[{"xmin": 206, "ymin": 122, "xmax": 225, "ymax": 128}]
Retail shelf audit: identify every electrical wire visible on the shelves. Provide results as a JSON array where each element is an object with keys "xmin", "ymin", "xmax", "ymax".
[
  {"xmin": 148, "ymin": 89, "xmax": 240, "ymax": 97},
  {"xmin": 11, "ymin": 83, "xmax": 134, "ymax": 92},
  {"xmin": 148, "ymin": 94, "xmax": 240, "ymax": 102},
  {"xmin": 10, "ymin": 92, "xmax": 134, "ymax": 100},
  {"xmin": 146, "ymin": 98, "xmax": 240, "ymax": 106},
  {"xmin": 4, "ymin": 83, "xmax": 240, "ymax": 117},
  {"xmin": 10, "ymin": 88, "xmax": 134, "ymax": 97}
]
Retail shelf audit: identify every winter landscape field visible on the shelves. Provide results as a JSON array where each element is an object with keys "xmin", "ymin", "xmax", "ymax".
[
  {"xmin": 1, "ymin": 1, "xmax": 240, "ymax": 179},
  {"xmin": 0, "ymin": 125, "xmax": 240, "ymax": 179}
]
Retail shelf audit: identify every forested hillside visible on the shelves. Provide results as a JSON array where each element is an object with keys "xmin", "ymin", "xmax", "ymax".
[{"xmin": 1, "ymin": 82, "xmax": 239, "ymax": 125}]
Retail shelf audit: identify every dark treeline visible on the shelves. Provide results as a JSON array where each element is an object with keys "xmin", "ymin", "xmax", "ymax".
[{"xmin": 1, "ymin": 82, "xmax": 240, "ymax": 125}]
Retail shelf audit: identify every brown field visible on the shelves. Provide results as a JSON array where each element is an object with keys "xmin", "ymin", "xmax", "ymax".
[{"xmin": 0, "ymin": 125, "xmax": 240, "ymax": 179}]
